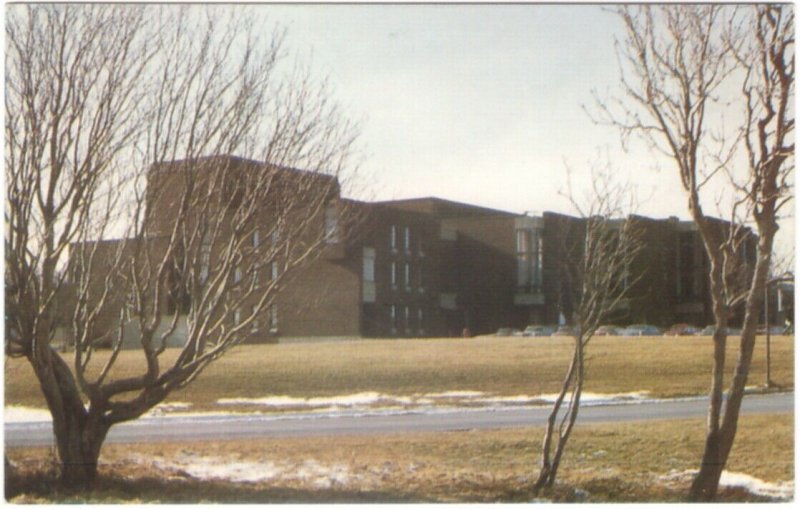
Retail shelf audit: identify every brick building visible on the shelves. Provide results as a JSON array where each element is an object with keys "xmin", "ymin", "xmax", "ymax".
[{"xmin": 67, "ymin": 156, "xmax": 758, "ymax": 345}]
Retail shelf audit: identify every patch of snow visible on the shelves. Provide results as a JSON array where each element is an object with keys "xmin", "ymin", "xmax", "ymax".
[
  {"xmin": 719, "ymin": 471, "xmax": 794, "ymax": 500},
  {"xmin": 536, "ymin": 391, "xmax": 649, "ymax": 405},
  {"xmin": 476, "ymin": 395, "xmax": 536, "ymax": 404},
  {"xmin": 159, "ymin": 456, "xmax": 283, "ymax": 483},
  {"xmin": 218, "ymin": 391, "xmax": 387, "ymax": 408},
  {"xmin": 4, "ymin": 406, "xmax": 52, "ymax": 423},
  {"xmin": 144, "ymin": 402, "xmax": 192, "ymax": 417},
  {"xmin": 146, "ymin": 454, "xmax": 356, "ymax": 487},
  {"xmin": 660, "ymin": 469, "xmax": 793, "ymax": 500},
  {"xmin": 213, "ymin": 390, "xmax": 657, "ymax": 414},
  {"xmin": 423, "ymin": 390, "xmax": 486, "ymax": 398},
  {"xmin": 293, "ymin": 459, "xmax": 354, "ymax": 488}
]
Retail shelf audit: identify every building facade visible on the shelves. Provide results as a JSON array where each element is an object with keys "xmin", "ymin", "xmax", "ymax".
[{"xmin": 68, "ymin": 156, "xmax": 760, "ymax": 344}]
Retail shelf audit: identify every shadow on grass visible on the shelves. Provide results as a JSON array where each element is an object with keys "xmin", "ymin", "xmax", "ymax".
[{"xmin": 6, "ymin": 469, "xmax": 430, "ymax": 503}]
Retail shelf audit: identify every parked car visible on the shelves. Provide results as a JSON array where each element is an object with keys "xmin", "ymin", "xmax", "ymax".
[
  {"xmin": 664, "ymin": 323, "xmax": 699, "ymax": 336},
  {"xmin": 495, "ymin": 327, "xmax": 521, "ymax": 337},
  {"xmin": 696, "ymin": 326, "xmax": 741, "ymax": 336},
  {"xmin": 551, "ymin": 325, "xmax": 576, "ymax": 337},
  {"xmin": 620, "ymin": 324, "xmax": 662, "ymax": 336},
  {"xmin": 523, "ymin": 325, "xmax": 555, "ymax": 337},
  {"xmin": 756, "ymin": 324, "xmax": 787, "ymax": 335},
  {"xmin": 594, "ymin": 325, "xmax": 622, "ymax": 336}
]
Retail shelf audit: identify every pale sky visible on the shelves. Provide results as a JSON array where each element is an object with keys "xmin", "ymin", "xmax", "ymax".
[{"xmin": 258, "ymin": 4, "xmax": 794, "ymax": 254}]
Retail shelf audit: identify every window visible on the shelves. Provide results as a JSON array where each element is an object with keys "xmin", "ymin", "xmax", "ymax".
[
  {"xmin": 516, "ymin": 229, "xmax": 542, "ymax": 290},
  {"xmin": 362, "ymin": 247, "xmax": 377, "ymax": 303},
  {"xmin": 233, "ymin": 266, "xmax": 242, "ymax": 284},
  {"xmin": 252, "ymin": 229, "xmax": 260, "ymax": 248},
  {"xmin": 200, "ymin": 233, "xmax": 211, "ymax": 283},
  {"xmin": 268, "ymin": 304, "xmax": 278, "ymax": 333},
  {"xmin": 417, "ymin": 265, "xmax": 425, "ymax": 293},
  {"xmin": 404, "ymin": 263, "xmax": 411, "ymax": 290},
  {"xmin": 233, "ymin": 308, "xmax": 241, "ymax": 326},
  {"xmin": 271, "ymin": 261, "xmax": 279, "ymax": 281},
  {"xmin": 390, "ymin": 225, "xmax": 397, "ymax": 251},
  {"xmin": 324, "ymin": 203, "xmax": 339, "ymax": 243},
  {"xmin": 251, "ymin": 305, "xmax": 259, "ymax": 331},
  {"xmin": 404, "ymin": 227, "xmax": 411, "ymax": 253},
  {"xmin": 390, "ymin": 305, "xmax": 397, "ymax": 334},
  {"xmin": 363, "ymin": 247, "xmax": 375, "ymax": 281},
  {"xmin": 404, "ymin": 306, "xmax": 410, "ymax": 332},
  {"xmin": 390, "ymin": 261, "xmax": 397, "ymax": 289},
  {"xmin": 418, "ymin": 307, "xmax": 424, "ymax": 334},
  {"xmin": 534, "ymin": 235, "xmax": 543, "ymax": 287}
]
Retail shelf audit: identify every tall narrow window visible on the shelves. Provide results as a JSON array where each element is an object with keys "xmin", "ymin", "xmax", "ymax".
[
  {"xmin": 324, "ymin": 203, "xmax": 339, "ymax": 243},
  {"xmin": 233, "ymin": 266, "xmax": 242, "ymax": 284},
  {"xmin": 404, "ymin": 306, "xmax": 410, "ymax": 331},
  {"xmin": 390, "ymin": 225, "xmax": 397, "ymax": 251},
  {"xmin": 404, "ymin": 263, "xmax": 411, "ymax": 289},
  {"xmin": 390, "ymin": 261, "xmax": 397, "ymax": 289},
  {"xmin": 271, "ymin": 261, "xmax": 279, "ymax": 281},
  {"xmin": 251, "ymin": 305, "xmax": 259, "ymax": 331},
  {"xmin": 517, "ymin": 229, "xmax": 542, "ymax": 290},
  {"xmin": 362, "ymin": 247, "xmax": 377, "ymax": 303},
  {"xmin": 200, "ymin": 233, "xmax": 211, "ymax": 283},
  {"xmin": 363, "ymin": 247, "xmax": 376, "ymax": 282},
  {"xmin": 252, "ymin": 229, "xmax": 260, "ymax": 248},
  {"xmin": 533, "ymin": 233, "xmax": 543, "ymax": 288},
  {"xmin": 404, "ymin": 227, "xmax": 411, "ymax": 252},
  {"xmin": 516, "ymin": 229, "xmax": 531, "ymax": 288},
  {"xmin": 269, "ymin": 304, "xmax": 278, "ymax": 333},
  {"xmin": 418, "ymin": 308, "xmax": 424, "ymax": 333},
  {"xmin": 390, "ymin": 305, "xmax": 397, "ymax": 334},
  {"xmin": 233, "ymin": 308, "xmax": 241, "ymax": 326}
]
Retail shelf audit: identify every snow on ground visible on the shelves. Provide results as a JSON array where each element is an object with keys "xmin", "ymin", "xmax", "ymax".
[
  {"xmin": 661, "ymin": 470, "xmax": 794, "ymax": 500},
  {"xmin": 3, "ymin": 390, "xmax": 667, "ymax": 424},
  {"xmin": 144, "ymin": 402, "xmax": 193, "ymax": 416},
  {"xmin": 217, "ymin": 392, "xmax": 399, "ymax": 408},
  {"xmin": 535, "ymin": 391, "xmax": 650, "ymax": 405},
  {"xmin": 719, "ymin": 471, "xmax": 794, "ymax": 500},
  {"xmin": 5, "ymin": 401, "xmax": 194, "ymax": 423},
  {"xmin": 145, "ymin": 453, "xmax": 357, "ymax": 487},
  {"xmin": 215, "ymin": 390, "xmax": 651, "ymax": 412},
  {"xmin": 154, "ymin": 455, "xmax": 283, "ymax": 483},
  {"xmin": 4, "ymin": 406, "xmax": 52, "ymax": 423}
]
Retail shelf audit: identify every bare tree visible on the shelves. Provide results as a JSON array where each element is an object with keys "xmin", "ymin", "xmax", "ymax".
[
  {"xmin": 596, "ymin": 5, "xmax": 793, "ymax": 500},
  {"xmin": 5, "ymin": 4, "xmax": 360, "ymax": 485},
  {"xmin": 533, "ymin": 168, "xmax": 643, "ymax": 493}
]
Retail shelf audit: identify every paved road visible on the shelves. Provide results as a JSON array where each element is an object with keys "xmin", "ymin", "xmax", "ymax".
[{"xmin": 6, "ymin": 392, "xmax": 792, "ymax": 448}]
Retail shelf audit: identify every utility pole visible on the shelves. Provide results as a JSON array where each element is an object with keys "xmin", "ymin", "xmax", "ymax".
[{"xmin": 765, "ymin": 284, "xmax": 772, "ymax": 388}]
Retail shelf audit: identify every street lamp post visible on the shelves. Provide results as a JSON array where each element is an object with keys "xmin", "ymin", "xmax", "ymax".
[{"xmin": 765, "ymin": 285, "xmax": 772, "ymax": 388}]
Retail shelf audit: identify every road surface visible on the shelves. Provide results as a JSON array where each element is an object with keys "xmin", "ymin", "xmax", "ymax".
[{"xmin": 6, "ymin": 392, "xmax": 792, "ymax": 448}]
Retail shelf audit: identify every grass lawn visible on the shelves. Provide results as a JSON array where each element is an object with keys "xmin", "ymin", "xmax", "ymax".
[
  {"xmin": 6, "ymin": 335, "xmax": 793, "ymax": 411},
  {"xmin": 6, "ymin": 413, "xmax": 793, "ymax": 502}
]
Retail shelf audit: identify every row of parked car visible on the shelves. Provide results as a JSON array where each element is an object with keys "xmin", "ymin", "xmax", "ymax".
[{"xmin": 496, "ymin": 323, "xmax": 791, "ymax": 338}]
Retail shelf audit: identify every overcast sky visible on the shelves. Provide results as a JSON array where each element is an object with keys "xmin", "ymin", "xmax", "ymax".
[{"xmin": 260, "ymin": 4, "xmax": 793, "ymax": 253}]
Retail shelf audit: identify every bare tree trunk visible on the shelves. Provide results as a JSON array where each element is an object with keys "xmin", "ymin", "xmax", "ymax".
[
  {"xmin": 547, "ymin": 351, "xmax": 583, "ymax": 487},
  {"xmin": 533, "ymin": 349, "xmax": 578, "ymax": 493},
  {"xmin": 30, "ymin": 346, "xmax": 110, "ymax": 485},
  {"xmin": 690, "ymin": 240, "xmax": 772, "ymax": 501},
  {"xmin": 533, "ymin": 336, "xmax": 585, "ymax": 493}
]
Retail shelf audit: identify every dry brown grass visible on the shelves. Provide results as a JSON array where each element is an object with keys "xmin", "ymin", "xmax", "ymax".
[
  {"xmin": 6, "ymin": 412, "xmax": 792, "ymax": 503},
  {"xmin": 5, "ymin": 335, "xmax": 794, "ymax": 411}
]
